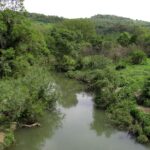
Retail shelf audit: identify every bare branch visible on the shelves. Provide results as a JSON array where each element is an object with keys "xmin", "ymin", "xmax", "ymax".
[{"xmin": 0, "ymin": 0, "xmax": 24, "ymax": 11}]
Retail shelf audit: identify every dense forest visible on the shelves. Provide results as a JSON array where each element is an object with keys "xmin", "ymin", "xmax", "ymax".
[{"xmin": 0, "ymin": 0, "xmax": 150, "ymax": 149}]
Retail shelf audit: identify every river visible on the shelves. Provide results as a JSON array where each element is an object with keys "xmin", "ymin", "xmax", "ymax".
[{"xmin": 10, "ymin": 75, "xmax": 150, "ymax": 150}]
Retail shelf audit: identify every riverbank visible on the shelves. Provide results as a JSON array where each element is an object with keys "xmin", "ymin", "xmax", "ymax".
[
  {"xmin": 8, "ymin": 75, "xmax": 150, "ymax": 150},
  {"xmin": 66, "ymin": 58, "xmax": 150, "ymax": 144},
  {"xmin": 0, "ymin": 65, "xmax": 60, "ymax": 150}
]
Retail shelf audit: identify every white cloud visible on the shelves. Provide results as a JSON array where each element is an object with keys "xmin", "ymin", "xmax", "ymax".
[{"xmin": 24, "ymin": 0, "xmax": 150, "ymax": 21}]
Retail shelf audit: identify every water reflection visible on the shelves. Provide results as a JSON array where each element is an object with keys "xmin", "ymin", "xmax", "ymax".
[
  {"xmin": 90, "ymin": 109, "xmax": 115, "ymax": 138},
  {"xmin": 11, "ymin": 111, "xmax": 63, "ymax": 150},
  {"xmin": 53, "ymin": 73, "xmax": 84, "ymax": 108},
  {"xmin": 40, "ymin": 92, "xmax": 149, "ymax": 150}
]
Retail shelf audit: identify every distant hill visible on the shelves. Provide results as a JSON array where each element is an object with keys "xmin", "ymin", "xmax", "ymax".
[
  {"xmin": 27, "ymin": 13, "xmax": 64, "ymax": 24},
  {"xmin": 91, "ymin": 14, "xmax": 150, "ymax": 34},
  {"xmin": 27, "ymin": 12, "xmax": 150, "ymax": 35}
]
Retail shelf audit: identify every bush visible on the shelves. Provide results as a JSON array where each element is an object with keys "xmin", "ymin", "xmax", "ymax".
[
  {"xmin": 130, "ymin": 50, "xmax": 147, "ymax": 65},
  {"xmin": 107, "ymin": 101, "xmax": 133, "ymax": 128},
  {"xmin": 129, "ymin": 123, "xmax": 143, "ymax": 136},
  {"xmin": 56, "ymin": 55, "xmax": 77, "ymax": 72},
  {"xmin": 3, "ymin": 130, "xmax": 15, "ymax": 148},
  {"xmin": 115, "ymin": 62, "xmax": 126, "ymax": 70},
  {"xmin": 0, "ymin": 66, "xmax": 59, "ymax": 123},
  {"xmin": 136, "ymin": 134, "xmax": 149, "ymax": 144},
  {"xmin": 81, "ymin": 55, "xmax": 112, "ymax": 70},
  {"xmin": 66, "ymin": 70, "xmax": 86, "ymax": 82},
  {"xmin": 117, "ymin": 32, "xmax": 131, "ymax": 47},
  {"xmin": 143, "ymin": 77, "xmax": 150, "ymax": 99},
  {"xmin": 143, "ymin": 99, "xmax": 150, "ymax": 107},
  {"xmin": 138, "ymin": 77, "xmax": 150, "ymax": 107},
  {"xmin": 144, "ymin": 126, "xmax": 150, "ymax": 137},
  {"xmin": 95, "ymin": 87, "xmax": 117, "ymax": 109},
  {"xmin": 90, "ymin": 35, "xmax": 103, "ymax": 52}
]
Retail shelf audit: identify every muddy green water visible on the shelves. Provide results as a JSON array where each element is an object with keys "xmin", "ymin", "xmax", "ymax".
[{"xmin": 10, "ymin": 75, "xmax": 150, "ymax": 150}]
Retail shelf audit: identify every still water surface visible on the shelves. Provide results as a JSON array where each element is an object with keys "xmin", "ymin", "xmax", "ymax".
[{"xmin": 10, "ymin": 75, "xmax": 150, "ymax": 150}]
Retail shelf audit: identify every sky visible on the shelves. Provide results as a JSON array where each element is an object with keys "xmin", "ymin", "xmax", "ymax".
[{"xmin": 24, "ymin": 0, "xmax": 150, "ymax": 21}]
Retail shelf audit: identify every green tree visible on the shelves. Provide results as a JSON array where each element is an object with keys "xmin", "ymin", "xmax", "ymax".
[
  {"xmin": 61, "ymin": 19, "xmax": 96, "ymax": 40},
  {"xmin": 0, "ymin": 10, "xmax": 48, "ymax": 77},
  {"xmin": 130, "ymin": 50, "xmax": 147, "ymax": 65},
  {"xmin": 117, "ymin": 32, "xmax": 131, "ymax": 46}
]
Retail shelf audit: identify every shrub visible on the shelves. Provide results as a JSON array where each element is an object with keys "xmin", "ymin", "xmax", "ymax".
[
  {"xmin": 130, "ymin": 50, "xmax": 147, "ymax": 65},
  {"xmin": 142, "ymin": 77, "xmax": 150, "ymax": 99},
  {"xmin": 56, "ymin": 55, "xmax": 77, "ymax": 72},
  {"xmin": 115, "ymin": 62, "xmax": 126, "ymax": 70},
  {"xmin": 138, "ymin": 77, "xmax": 150, "ymax": 107},
  {"xmin": 90, "ymin": 35, "xmax": 103, "ymax": 52},
  {"xmin": 81, "ymin": 55, "xmax": 112, "ymax": 70},
  {"xmin": 3, "ymin": 130, "xmax": 15, "ymax": 148},
  {"xmin": 129, "ymin": 123, "xmax": 143, "ymax": 136},
  {"xmin": 136, "ymin": 134, "xmax": 149, "ymax": 144},
  {"xmin": 0, "ymin": 66, "xmax": 59, "ymax": 123},
  {"xmin": 143, "ymin": 99, "xmax": 150, "ymax": 107},
  {"xmin": 117, "ymin": 32, "xmax": 131, "ymax": 47},
  {"xmin": 95, "ymin": 87, "xmax": 117, "ymax": 109},
  {"xmin": 144, "ymin": 126, "xmax": 150, "ymax": 137},
  {"xmin": 108, "ymin": 101, "xmax": 133, "ymax": 128},
  {"xmin": 66, "ymin": 70, "xmax": 86, "ymax": 82}
]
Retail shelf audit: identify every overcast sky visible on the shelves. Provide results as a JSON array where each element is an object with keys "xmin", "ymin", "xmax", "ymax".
[{"xmin": 24, "ymin": 0, "xmax": 150, "ymax": 21}]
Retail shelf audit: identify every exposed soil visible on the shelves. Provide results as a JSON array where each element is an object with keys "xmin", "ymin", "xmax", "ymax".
[
  {"xmin": 0, "ymin": 132, "xmax": 5, "ymax": 144},
  {"xmin": 137, "ymin": 106, "xmax": 150, "ymax": 113}
]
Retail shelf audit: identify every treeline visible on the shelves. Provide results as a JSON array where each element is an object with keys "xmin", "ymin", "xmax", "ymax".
[
  {"xmin": 27, "ymin": 13, "xmax": 64, "ymax": 24},
  {"xmin": 91, "ymin": 14, "xmax": 150, "ymax": 34}
]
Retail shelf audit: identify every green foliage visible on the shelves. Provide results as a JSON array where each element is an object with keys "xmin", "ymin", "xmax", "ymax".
[
  {"xmin": 68, "ymin": 67, "xmax": 118, "ymax": 109},
  {"xmin": 80, "ymin": 55, "xmax": 112, "ymax": 70},
  {"xmin": 28, "ymin": 13, "xmax": 64, "ymax": 24},
  {"xmin": 129, "ymin": 123, "xmax": 143, "ymax": 136},
  {"xmin": 115, "ymin": 62, "xmax": 126, "ymax": 70},
  {"xmin": 144, "ymin": 126, "xmax": 150, "ymax": 137},
  {"xmin": 117, "ymin": 32, "xmax": 131, "ymax": 46},
  {"xmin": 91, "ymin": 14, "xmax": 150, "ymax": 35},
  {"xmin": 143, "ymin": 77, "xmax": 150, "ymax": 99},
  {"xmin": 50, "ymin": 28, "xmax": 81, "ymax": 57},
  {"xmin": 61, "ymin": 19, "xmax": 96, "ymax": 40},
  {"xmin": 90, "ymin": 36, "xmax": 103, "ymax": 52},
  {"xmin": 48, "ymin": 27, "xmax": 83, "ymax": 71},
  {"xmin": 0, "ymin": 48, "xmax": 13, "ymax": 77},
  {"xmin": 137, "ymin": 77, "xmax": 150, "ymax": 107},
  {"xmin": 137, "ymin": 134, "xmax": 149, "ymax": 144},
  {"xmin": 129, "ymin": 50, "xmax": 147, "ymax": 65},
  {"xmin": 130, "ymin": 108, "xmax": 150, "ymax": 143},
  {"xmin": 0, "ymin": 10, "xmax": 49, "ymax": 78},
  {"xmin": 95, "ymin": 87, "xmax": 117, "ymax": 109},
  {"xmin": 0, "ymin": 66, "xmax": 59, "ymax": 123},
  {"xmin": 59, "ymin": 55, "xmax": 77, "ymax": 71},
  {"xmin": 3, "ymin": 130, "xmax": 15, "ymax": 148},
  {"xmin": 107, "ymin": 101, "xmax": 134, "ymax": 128}
]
